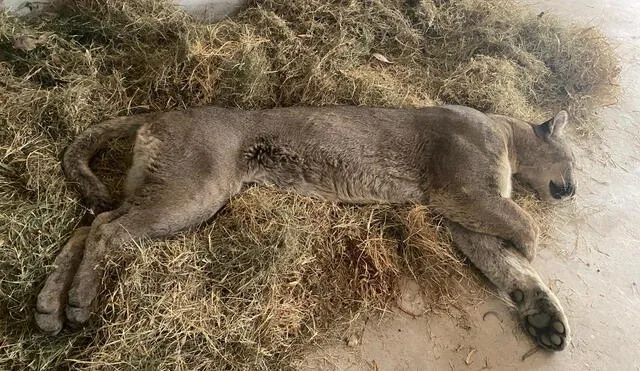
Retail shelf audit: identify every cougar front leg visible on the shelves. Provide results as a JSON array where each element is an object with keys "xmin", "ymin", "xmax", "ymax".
[
  {"xmin": 35, "ymin": 227, "xmax": 90, "ymax": 335},
  {"xmin": 446, "ymin": 221, "xmax": 569, "ymax": 351},
  {"xmin": 432, "ymin": 192, "xmax": 538, "ymax": 261}
]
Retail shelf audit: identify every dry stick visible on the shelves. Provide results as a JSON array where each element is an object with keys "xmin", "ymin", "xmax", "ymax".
[{"xmin": 521, "ymin": 346, "xmax": 540, "ymax": 361}]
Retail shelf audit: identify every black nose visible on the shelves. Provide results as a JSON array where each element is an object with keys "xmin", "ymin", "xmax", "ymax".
[{"xmin": 549, "ymin": 181, "xmax": 576, "ymax": 199}]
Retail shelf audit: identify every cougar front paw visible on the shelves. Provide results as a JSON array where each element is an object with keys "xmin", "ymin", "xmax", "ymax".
[
  {"xmin": 513, "ymin": 289, "xmax": 570, "ymax": 351},
  {"xmin": 518, "ymin": 239, "xmax": 536, "ymax": 262},
  {"xmin": 524, "ymin": 307, "xmax": 568, "ymax": 351},
  {"xmin": 509, "ymin": 237, "xmax": 536, "ymax": 262},
  {"xmin": 513, "ymin": 224, "xmax": 538, "ymax": 262}
]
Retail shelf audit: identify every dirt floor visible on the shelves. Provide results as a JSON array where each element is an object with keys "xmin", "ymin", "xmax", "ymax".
[{"xmin": 299, "ymin": 1, "xmax": 640, "ymax": 370}]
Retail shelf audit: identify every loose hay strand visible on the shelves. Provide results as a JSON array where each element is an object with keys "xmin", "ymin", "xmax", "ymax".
[{"xmin": 0, "ymin": 0, "xmax": 618, "ymax": 369}]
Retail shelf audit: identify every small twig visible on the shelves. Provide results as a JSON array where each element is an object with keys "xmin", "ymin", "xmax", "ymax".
[
  {"xmin": 482, "ymin": 311, "xmax": 502, "ymax": 322},
  {"xmin": 465, "ymin": 348, "xmax": 477, "ymax": 365},
  {"xmin": 521, "ymin": 346, "xmax": 539, "ymax": 361},
  {"xmin": 482, "ymin": 311, "xmax": 504, "ymax": 332},
  {"xmin": 481, "ymin": 356, "xmax": 491, "ymax": 370}
]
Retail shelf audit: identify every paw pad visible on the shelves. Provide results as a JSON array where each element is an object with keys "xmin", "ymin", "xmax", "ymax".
[{"xmin": 524, "ymin": 312, "xmax": 567, "ymax": 351}]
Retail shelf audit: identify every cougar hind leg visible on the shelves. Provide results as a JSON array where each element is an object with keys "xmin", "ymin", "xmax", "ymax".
[
  {"xmin": 35, "ymin": 227, "xmax": 91, "ymax": 335},
  {"xmin": 64, "ymin": 181, "xmax": 236, "ymax": 327},
  {"xmin": 446, "ymin": 220, "xmax": 570, "ymax": 351}
]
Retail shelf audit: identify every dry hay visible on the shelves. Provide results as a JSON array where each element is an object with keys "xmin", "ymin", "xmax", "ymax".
[{"xmin": 0, "ymin": 0, "xmax": 618, "ymax": 369}]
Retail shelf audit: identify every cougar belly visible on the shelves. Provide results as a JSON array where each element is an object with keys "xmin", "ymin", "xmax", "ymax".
[{"xmin": 242, "ymin": 137, "xmax": 424, "ymax": 204}]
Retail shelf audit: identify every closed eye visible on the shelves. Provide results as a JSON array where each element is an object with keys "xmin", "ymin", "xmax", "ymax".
[{"xmin": 570, "ymin": 150, "xmax": 577, "ymax": 166}]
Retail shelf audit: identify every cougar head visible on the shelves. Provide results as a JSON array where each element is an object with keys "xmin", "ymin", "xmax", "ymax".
[{"xmin": 515, "ymin": 111, "xmax": 577, "ymax": 202}]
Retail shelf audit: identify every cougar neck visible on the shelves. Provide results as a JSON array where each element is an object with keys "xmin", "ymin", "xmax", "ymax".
[{"xmin": 506, "ymin": 117, "xmax": 538, "ymax": 175}]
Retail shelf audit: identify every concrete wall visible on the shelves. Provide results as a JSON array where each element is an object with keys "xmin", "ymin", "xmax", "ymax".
[
  {"xmin": 1, "ymin": 0, "xmax": 247, "ymax": 21},
  {"xmin": 177, "ymin": 0, "xmax": 246, "ymax": 21},
  {"xmin": 2, "ymin": 0, "xmax": 51, "ymax": 16}
]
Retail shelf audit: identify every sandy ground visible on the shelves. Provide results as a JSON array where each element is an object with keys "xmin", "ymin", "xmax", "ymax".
[{"xmin": 300, "ymin": 1, "xmax": 640, "ymax": 370}]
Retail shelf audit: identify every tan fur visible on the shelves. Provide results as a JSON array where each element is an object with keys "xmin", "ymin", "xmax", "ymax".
[{"xmin": 35, "ymin": 105, "xmax": 575, "ymax": 351}]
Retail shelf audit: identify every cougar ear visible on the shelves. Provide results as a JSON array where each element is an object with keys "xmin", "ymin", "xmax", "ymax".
[{"xmin": 534, "ymin": 110, "xmax": 568, "ymax": 139}]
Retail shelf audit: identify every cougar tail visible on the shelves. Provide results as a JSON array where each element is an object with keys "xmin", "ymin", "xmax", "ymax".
[{"xmin": 63, "ymin": 116, "xmax": 144, "ymax": 213}]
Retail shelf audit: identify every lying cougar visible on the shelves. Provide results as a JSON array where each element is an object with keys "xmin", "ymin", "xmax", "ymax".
[{"xmin": 35, "ymin": 105, "xmax": 575, "ymax": 351}]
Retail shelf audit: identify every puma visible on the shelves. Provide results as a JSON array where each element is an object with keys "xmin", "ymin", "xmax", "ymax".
[{"xmin": 35, "ymin": 104, "xmax": 575, "ymax": 351}]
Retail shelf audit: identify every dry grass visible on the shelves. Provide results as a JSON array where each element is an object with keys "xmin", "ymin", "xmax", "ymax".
[{"xmin": 0, "ymin": 0, "xmax": 617, "ymax": 369}]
